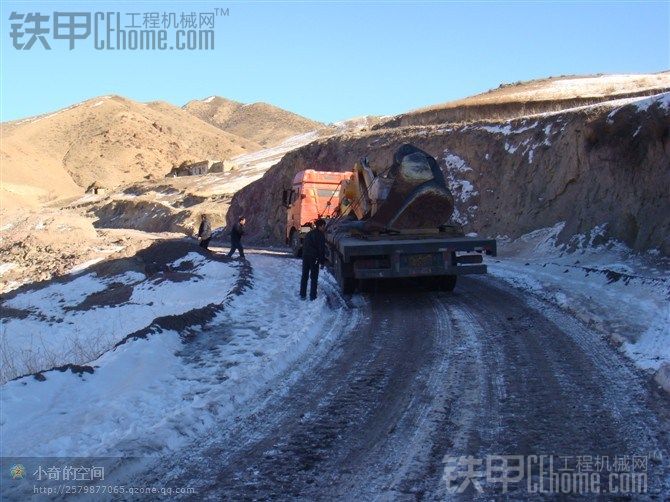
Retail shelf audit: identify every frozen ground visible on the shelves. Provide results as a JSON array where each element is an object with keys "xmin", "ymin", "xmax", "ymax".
[
  {"xmin": 214, "ymin": 131, "xmax": 320, "ymax": 193},
  {"xmin": 0, "ymin": 246, "xmax": 358, "ymax": 459},
  {"xmin": 488, "ymin": 223, "xmax": 669, "ymax": 387},
  {"xmin": 1, "ymin": 238, "xmax": 668, "ymax": 499},
  {"xmin": 129, "ymin": 252, "xmax": 670, "ymax": 499},
  {"xmin": 0, "ymin": 251, "xmax": 237, "ymax": 382}
]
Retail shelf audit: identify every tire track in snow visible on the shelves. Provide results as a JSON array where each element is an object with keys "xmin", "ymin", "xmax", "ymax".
[{"xmin": 129, "ymin": 273, "xmax": 669, "ymax": 500}]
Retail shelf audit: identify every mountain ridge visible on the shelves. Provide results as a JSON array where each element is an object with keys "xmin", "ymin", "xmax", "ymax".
[{"xmin": 182, "ymin": 95, "xmax": 325, "ymax": 146}]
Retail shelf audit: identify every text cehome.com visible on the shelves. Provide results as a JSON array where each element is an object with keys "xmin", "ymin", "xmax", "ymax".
[
  {"xmin": 93, "ymin": 14, "xmax": 214, "ymax": 51},
  {"xmin": 9, "ymin": 11, "xmax": 221, "ymax": 51}
]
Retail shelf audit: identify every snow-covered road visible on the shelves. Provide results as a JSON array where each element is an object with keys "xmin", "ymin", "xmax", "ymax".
[
  {"xmin": 129, "ymin": 268, "xmax": 669, "ymax": 500},
  {"xmin": 2, "ymin": 240, "xmax": 668, "ymax": 500}
]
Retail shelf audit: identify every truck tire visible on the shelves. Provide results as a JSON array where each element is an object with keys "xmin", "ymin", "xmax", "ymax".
[
  {"xmin": 334, "ymin": 252, "xmax": 355, "ymax": 295},
  {"xmin": 442, "ymin": 274, "xmax": 457, "ymax": 292},
  {"xmin": 428, "ymin": 274, "xmax": 457, "ymax": 291},
  {"xmin": 290, "ymin": 230, "xmax": 302, "ymax": 258}
]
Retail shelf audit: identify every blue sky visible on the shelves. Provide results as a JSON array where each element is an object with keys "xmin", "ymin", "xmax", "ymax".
[{"xmin": 1, "ymin": 1, "xmax": 668, "ymax": 123}]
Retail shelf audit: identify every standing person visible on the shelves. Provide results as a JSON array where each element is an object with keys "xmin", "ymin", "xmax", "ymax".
[
  {"xmin": 228, "ymin": 216, "xmax": 246, "ymax": 259},
  {"xmin": 197, "ymin": 214, "xmax": 212, "ymax": 250},
  {"xmin": 300, "ymin": 218, "xmax": 327, "ymax": 300}
]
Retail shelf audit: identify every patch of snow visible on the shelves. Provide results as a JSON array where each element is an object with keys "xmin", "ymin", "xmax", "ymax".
[
  {"xmin": 443, "ymin": 151, "xmax": 479, "ymax": 226},
  {"xmin": 476, "ymin": 121, "xmax": 538, "ymax": 136},
  {"xmin": 331, "ymin": 116, "xmax": 376, "ymax": 131},
  {"xmin": 0, "ymin": 254, "xmax": 360, "ymax": 458},
  {"xmin": 171, "ymin": 252, "xmax": 207, "ymax": 268},
  {"xmin": 72, "ymin": 194, "xmax": 101, "ymax": 204},
  {"xmin": 202, "ymin": 96, "xmax": 216, "ymax": 103},
  {"xmin": 542, "ymin": 124, "xmax": 553, "ymax": 147},
  {"xmin": 634, "ymin": 91, "xmax": 670, "ymax": 112},
  {"xmin": 215, "ymin": 131, "xmax": 320, "ymax": 193},
  {"xmin": 68, "ymin": 257, "xmax": 104, "ymax": 274},
  {"xmin": 1, "ymin": 280, "xmax": 21, "ymax": 292},
  {"xmin": 607, "ymin": 92, "xmax": 670, "ymax": 122},
  {"xmin": 21, "ymin": 100, "xmax": 85, "ymax": 124},
  {"xmin": 0, "ymin": 258, "xmax": 238, "ymax": 382},
  {"xmin": 458, "ymin": 180, "xmax": 477, "ymax": 201},
  {"xmin": 443, "ymin": 153, "xmax": 472, "ymax": 173},
  {"xmin": 490, "ymin": 223, "xmax": 669, "ymax": 374},
  {"xmin": 0, "ymin": 263, "xmax": 17, "ymax": 276},
  {"xmin": 6, "ymin": 273, "xmax": 109, "ymax": 311},
  {"xmin": 479, "ymin": 124, "xmax": 512, "ymax": 135},
  {"xmin": 504, "ymin": 141, "xmax": 519, "ymax": 153},
  {"xmin": 655, "ymin": 364, "xmax": 670, "ymax": 393}
]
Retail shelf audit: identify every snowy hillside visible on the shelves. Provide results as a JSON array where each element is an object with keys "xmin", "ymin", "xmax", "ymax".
[
  {"xmin": 0, "ymin": 243, "xmax": 360, "ymax": 460},
  {"xmin": 488, "ymin": 224, "xmax": 669, "ymax": 389}
]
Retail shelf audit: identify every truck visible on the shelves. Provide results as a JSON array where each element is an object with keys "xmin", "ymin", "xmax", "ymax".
[
  {"xmin": 283, "ymin": 144, "xmax": 497, "ymax": 294},
  {"xmin": 283, "ymin": 169, "xmax": 351, "ymax": 257}
]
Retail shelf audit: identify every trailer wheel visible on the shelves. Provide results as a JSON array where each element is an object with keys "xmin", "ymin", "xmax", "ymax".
[
  {"xmin": 334, "ymin": 252, "xmax": 355, "ymax": 294},
  {"xmin": 290, "ymin": 230, "xmax": 302, "ymax": 258},
  {"xmin": 442, "ymin": 275, "xmax": 457, "ymax": 292},
  {"xmin": 429, "ymin": 275, "xmax": 457, "ymax": 291}
]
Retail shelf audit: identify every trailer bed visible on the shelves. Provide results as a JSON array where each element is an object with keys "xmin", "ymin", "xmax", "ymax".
[
  {"xmin": 325, "ymin": 231, "xmax": 497, "ymax": 293},
  {"xmin": 328, "ymin": 234, "xmax": 497, "ymax": 262}
]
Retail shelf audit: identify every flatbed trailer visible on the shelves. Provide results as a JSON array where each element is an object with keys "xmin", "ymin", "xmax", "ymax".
[{"xmin": 326, "ymin": 231, "xmax": 497, "ymax": 293}]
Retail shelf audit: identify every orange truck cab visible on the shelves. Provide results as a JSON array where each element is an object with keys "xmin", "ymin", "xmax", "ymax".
[{"xmin": 282, "ymin": 169, "xmax": 351, "ymax": 256}]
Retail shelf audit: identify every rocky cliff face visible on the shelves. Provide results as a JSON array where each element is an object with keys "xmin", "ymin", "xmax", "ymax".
[{"xmin": 228, "ymin": 93, "xmax": 670, "ymax": 255}]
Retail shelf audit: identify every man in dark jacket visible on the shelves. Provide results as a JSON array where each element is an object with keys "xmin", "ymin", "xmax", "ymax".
[
  {"xmin": 300, "ymin": 218, "xmax": 327, "ymax": 300},
  {"xmin": 227, "ymin": 216, "xmax": 246, "ymax": 258},
  {"xmin": 197, "ymin": 214, "xmax": 212, "ymax": 250}
]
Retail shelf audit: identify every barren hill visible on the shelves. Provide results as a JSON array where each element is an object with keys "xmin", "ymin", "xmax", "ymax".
[
  {"xmin": 183, "ymin": 96, "xmax": 324, "ymax": 146},
  {"xmin": 375, "ymin": 72, "xmax": 670, "ymax": 128},
  {"xmin": 1, "ymin": 95, "xmax": 260, "ymax": 213}
]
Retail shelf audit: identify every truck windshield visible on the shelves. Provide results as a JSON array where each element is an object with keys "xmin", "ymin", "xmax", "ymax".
[{"xmin": 317, "ymin": 188, "xmax": 339, "ymax": 197}]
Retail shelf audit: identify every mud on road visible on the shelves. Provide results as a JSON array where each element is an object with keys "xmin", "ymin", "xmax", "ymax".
[{"xmin": 137, "ymin": 265, "xmax": 670, "ymax": 500}]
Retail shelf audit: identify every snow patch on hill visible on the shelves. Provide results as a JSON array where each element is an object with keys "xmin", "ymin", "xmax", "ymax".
[
  {"xmin": 442, "ymin": 151, "xmax": 479, "ymax": 226},
  {"xmin": 491, "ymin": 224, "xmax": 669, "ymax": 380},
  {"xmin": 1, "ymin": 255, "xmax": 237, "ymax": 382}
]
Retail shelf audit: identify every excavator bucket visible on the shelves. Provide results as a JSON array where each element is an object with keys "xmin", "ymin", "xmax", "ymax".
[{"xmin": 364, "ymin": 144, "xmax": 454, "ymax": 231}]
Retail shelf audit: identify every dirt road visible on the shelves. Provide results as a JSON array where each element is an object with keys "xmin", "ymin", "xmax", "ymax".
[{"xmin": 137, "ymin": 263, "xmax": 670, "ymax": 500}]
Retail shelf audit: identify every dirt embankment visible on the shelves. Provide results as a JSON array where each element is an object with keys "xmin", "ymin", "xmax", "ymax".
[
  {"xmin": 374, "ymin": 90, "xmax": 668, "ymax": 129},
  {"xmin": 0, "ymin": 210, "xmax": 167, "ymax": 292},
  {"xmin": 90, "ymin": 199, "xmax": 197, "ymax": 234},
  {"xmin": 228, "ymin": 93, "xmax": 670, "ymax": 255},
  {"xmin": 375, "ymin": 73, "xmax": 670, "ymax": 129}
]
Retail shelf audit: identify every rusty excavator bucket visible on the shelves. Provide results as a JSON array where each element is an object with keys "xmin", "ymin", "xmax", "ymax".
[{"xmin": 362, "ymin": 144, "xmax": 454, "ymax": 232}]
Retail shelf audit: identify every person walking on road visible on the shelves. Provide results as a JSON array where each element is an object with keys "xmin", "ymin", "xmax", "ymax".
[
  {"xmin": 300, "ymin": 218, "xmax": 327, "ymax": 300},
  {"xmin": 197, "ymin": 214, "xmax": 213, "ymax": 250},
  {"xmin": 228, "ymin": 216, "xmax": 246, "ymax": 259}
]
